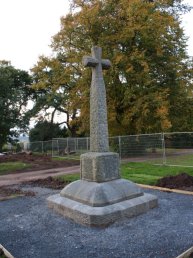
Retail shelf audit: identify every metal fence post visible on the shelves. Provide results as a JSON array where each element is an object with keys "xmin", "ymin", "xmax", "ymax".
[
  {"xmin": 87, "ymin": 137, "xmax": 89, "ymax": 151},
  {"xmin": 42, "ymin": 141, "xmax": 44, "ymax": 153},
  {"xmin": 118, "ymin": 136, "xmax": 121, "ymax": 159},
  {"xmin": 57, "ymin": 140, "xmax": 59, "ymax": 156},
  {"xmin": 162, "ymin": 133, "xmax": 166, "ymax": 165},
  {"xmin": 51, "ymin": 140, "xmax": 53, "ymax": 157}
]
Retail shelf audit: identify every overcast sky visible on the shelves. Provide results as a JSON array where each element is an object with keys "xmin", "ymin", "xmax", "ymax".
[
  {"xmin": 0, "ymin": 0, "xmax": 192, "ymax": 72},
  {"xmin": 0, "ymin": 0, "xmax": 70, "ymax": 71}
]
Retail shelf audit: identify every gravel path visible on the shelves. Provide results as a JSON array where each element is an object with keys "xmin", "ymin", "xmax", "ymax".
[{"xmin": 0, "ymin": 186, "xmax": 193, "ymax": 258}]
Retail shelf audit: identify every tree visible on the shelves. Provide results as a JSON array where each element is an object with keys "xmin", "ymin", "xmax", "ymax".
[
  {"xmin": 29, "ymin": 121, "xmax": 68, "ymax": 142},
  {"xmin": 32, "ymin": 0, "xmax": 193, "ymax": 136},
  {"xmin": 29, "ymin": 56, "xmax": 83, "ymax": 137},
  {"xmin": 0, "ymin": 61, "xmax": 33, "ymax": 151}
]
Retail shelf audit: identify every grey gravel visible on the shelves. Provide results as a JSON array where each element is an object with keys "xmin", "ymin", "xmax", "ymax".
[{"xmin": 0, "ymin": 186, "xmax": 193, "ymax": 258}]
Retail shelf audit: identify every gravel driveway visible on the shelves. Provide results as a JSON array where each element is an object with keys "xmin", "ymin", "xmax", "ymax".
[{"xmin": 0, "ymin": 186, "xmax": 193, "ymax": 258}]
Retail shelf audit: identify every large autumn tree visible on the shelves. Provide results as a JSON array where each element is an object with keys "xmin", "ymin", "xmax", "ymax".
[
  {"xmin": 29, "ymin": 55, "xmax": 83, "ymax": 137},
  {"xmin": 31, "ymin": 0, "xmax": 193, "ymax": 136},
  {"xmin": 0, "ymin": 61, "xmax": 33, "ymax": 151}
]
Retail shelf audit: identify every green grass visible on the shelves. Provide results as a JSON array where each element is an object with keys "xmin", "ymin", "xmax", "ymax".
[
  {"xmin": 57, "ymin": 173, "xmax": 80, "ymax": 182},
  {"xmin": 57, "ymin": 161, "xmax": 193, "ymax": 186},
  {"xmin": 165, "ymin": 153, "xmax": 193, "ymax": 166},
  {"xmin": 0, "ymin": 162, "xmax": 30, "ymax": 175},
  {"xmin": 53, "ymin": 156, "xmax": 80, "ymax": 161},
  {"xmin": 121, "ymin": 162, "xmax": 193, "ymax": 185}
]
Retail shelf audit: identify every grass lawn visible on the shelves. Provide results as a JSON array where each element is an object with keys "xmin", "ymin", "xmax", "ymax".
[
  {"xmin": 53, "ymin": 156, "xmax": 80, "ymax": 161},
  {"xmin": 57, "ymin": 162, "xmax": 193, "ymax": 186},
  {"xmin": 0, "ymin": 162, "xmax": 30, "ymax": 175},
  {"xmin": 165, "ymin": 153, "xmax": 193, "ymax": 167},
  {"xmin": 121, "ymin": 162, "xmax": 193, "ymax": 185}
]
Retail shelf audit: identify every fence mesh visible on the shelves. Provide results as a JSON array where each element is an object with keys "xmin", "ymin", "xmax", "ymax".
[
  {"xmin": 26, "ymin": 132, "xmax": 193, "ymax": 167},
  {"xmin": 163, "ymin": 132, "xmax": 193, "ymax": 167},
  {"xmin": 27, "ymin": 141, "xmax": 53, "ymax": 154}
]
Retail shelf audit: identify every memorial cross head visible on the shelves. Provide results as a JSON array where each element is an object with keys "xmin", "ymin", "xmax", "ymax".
[
  {"xmin": 82, "ymin": 46, "xmax": 111, "ymax": 152},
  {"xmin": 82, "ymin": 46, "xmax": 111, "ymax": 71}
]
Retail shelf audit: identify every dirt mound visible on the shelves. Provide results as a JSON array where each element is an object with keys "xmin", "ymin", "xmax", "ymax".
[
  {"xmin": 156, "ymin": 173, "xmax": 193, "ymax": 191},
  {"xmin": 0, "ymin": 153, "xmax": 79, "ymax": 173},
  {"xmin": 27, "ymin": 176, "xmax": 70, "ymax": 189}
]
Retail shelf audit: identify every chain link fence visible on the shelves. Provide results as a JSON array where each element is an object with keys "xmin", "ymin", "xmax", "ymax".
[
  {"xmin": 26, "ymin": 140, "xmax": 53, "ymax": 154},
  {"xmin": 163, "ymin": 132, "xmax": 193, "ymax": 167},
  {"xmin": 26, "ymin": 132, "xmax": 193, "ymax": 167}
]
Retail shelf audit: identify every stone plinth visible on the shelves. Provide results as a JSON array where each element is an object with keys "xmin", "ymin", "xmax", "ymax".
[
  {"xmin": 48, "ymin": 191, "xmax": 157, "ymax": 227},
  {"xmin": 60, "ymin": 179, "xmax": 143, "ymax": 207},
  {"xmin": 47, "ymin": 160, "xmax": 158, "ymax": 226},
  {"xmin": 80, "ymin": 152, "xmax": 120, "ymax": 182}
]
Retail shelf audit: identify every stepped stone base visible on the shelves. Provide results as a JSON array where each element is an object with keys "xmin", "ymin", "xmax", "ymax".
[
  {"xmin": 47, "ymin": 179, "xmax": 158, "ymax": 227},
  {"xmin": 60, "ymin": 179, "xmax": 143, "ymax": 207}
]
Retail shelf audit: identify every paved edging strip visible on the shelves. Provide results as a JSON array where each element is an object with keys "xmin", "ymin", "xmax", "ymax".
[
  {"xmin": 0, "ymin": 244, "xmax": 14, "ymax": 258},
  {"xmin": 176, "ymin": 246, "xmax": 193, "ymax": 258},
  {"xmin": 0, "ymin": 194, "xmax": 24, "ymax": 202},
  {"xmin": 137, "ymin": 184, "xmax": 193, "ymax": 195}
]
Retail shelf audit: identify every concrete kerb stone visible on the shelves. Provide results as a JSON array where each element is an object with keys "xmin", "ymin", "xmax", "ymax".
[
  {"xmin": 138, "ymin": 184, "xmax": 193, "ymax": 196},
  {"xmin": 176, "ymin": 246, "xmax": 193, "ymax": 258},
  {"xmin": 0, "ymin": 244, "xmax": 14, "ymax": 258}
]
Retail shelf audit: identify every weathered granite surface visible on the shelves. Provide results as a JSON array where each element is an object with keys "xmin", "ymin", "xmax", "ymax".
[
  {"xmin": 80, "ymin": 152, "xmax": 120, "ymax": 182},
  {"xmin": 82, "ymin": 46, "xmax": 111, "ymax": 152},
  {"xmin": 60, "ymin": 179, "xmax": 143, "ymax": 207},
  {"xmin": 47, "ymin": 46, "xmax": 158, "ymax": 227},
  {"xmin": 48, "ymin": 192, "xmax": 157, "ymax": 227}
]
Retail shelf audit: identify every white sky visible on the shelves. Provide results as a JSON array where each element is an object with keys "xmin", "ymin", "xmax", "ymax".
[
  {"xmin": 0, "ymin": 0, "xmax": 70, "ymax": 71},
  {"xmin": 0, "ymin": 0, "xmax": 192, "ymax": 72}
]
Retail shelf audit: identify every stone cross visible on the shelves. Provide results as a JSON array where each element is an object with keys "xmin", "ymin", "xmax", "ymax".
[
  {"xmin": 83, "ymin": 46, "xmax": 111, "ymax": 152},
  {"xmin": 48, "ymin": 46, "xmax": 158, "ymax": 227}
]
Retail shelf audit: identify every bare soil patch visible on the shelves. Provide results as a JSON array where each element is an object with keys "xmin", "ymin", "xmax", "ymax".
[
  {"xmin": 0, "ymin": 186, "xmax": 35, "ymax": 201},
  {"xmin": 26, "ymin": 176, "xmax": 70, "ymax": 190},
  {"xmin": 0, "ymin": 153, "xmax": 79, "ymax": 174},
  {"xmin": 156, "ymin": 173, "xmax": 193, "ymax": 191}
]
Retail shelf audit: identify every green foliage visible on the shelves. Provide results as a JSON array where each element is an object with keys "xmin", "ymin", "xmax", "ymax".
[
  {"xmin": 0, "ymin": 61, "xmax": 33, "ymax": 151},
  {"xmin": 29, "ymin": 56, "xmax": 82, "ymax": 137},
  {"xmin": 29, "ymin": 121, "xmax": 68, "ymax": 142},
  {"xmin": 164, "ymin": 133, "xmax": 193, "ymax": 149},
  {"xmin": 31, "ymin": 0, "xmax": 193, "ymax": 136}
]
